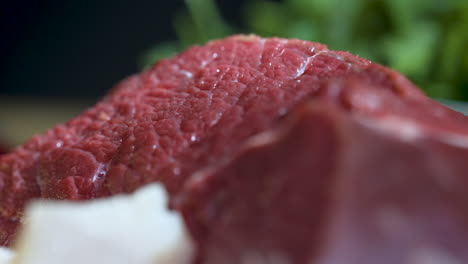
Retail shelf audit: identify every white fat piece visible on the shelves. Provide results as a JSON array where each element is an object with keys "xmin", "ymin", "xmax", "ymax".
[
  {"xmin": 0, "ymin": 248, "xmax": 14, "ymax": 264},
  {"xmin": 11, "ymin": 184, "xmax": 193, "ymax": 264}
]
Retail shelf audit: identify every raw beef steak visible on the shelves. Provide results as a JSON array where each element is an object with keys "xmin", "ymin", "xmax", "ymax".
[{"xmin": 1, "ymin": 35, "xmax": 466, "ymax": 264}]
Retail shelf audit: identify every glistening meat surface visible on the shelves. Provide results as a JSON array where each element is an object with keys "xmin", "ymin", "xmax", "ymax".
[
  {"xmin": 1, "ymin": 35, "xmax": 467, "ymax": 263},
  {"xmin": 0, "ymin": 35, "xmax": 374, "ymax": 245}
]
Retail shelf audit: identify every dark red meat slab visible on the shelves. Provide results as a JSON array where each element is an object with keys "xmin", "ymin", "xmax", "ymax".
[{"xmin": 179, "ymin": 79, "xmax": 468, "ymax": 264}]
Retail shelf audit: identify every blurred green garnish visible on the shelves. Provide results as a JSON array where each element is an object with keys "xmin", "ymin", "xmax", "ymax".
[{"xmin": 142, "ymin": 0, "xmax": 468, "ymax": 100}]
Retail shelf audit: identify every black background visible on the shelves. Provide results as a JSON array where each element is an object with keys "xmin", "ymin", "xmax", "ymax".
[{"xmin": 1, "ymin": 0, "xmax": 246, "ymax": 98}]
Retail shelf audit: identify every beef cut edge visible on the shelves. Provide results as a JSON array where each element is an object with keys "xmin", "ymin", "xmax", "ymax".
[{"xmin": 1, "ymin": 35, "xmax": 468, "ymax": 264}]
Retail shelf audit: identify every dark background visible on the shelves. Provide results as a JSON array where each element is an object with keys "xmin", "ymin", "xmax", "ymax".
[{"xmin": 1, "ymin": 0, "xmax": 245, "ymax": 99}]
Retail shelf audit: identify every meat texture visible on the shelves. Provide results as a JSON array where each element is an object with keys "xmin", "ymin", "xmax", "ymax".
[{"xmin": 1, "ymin": 35, "xmax": 467, "ymax": 263}]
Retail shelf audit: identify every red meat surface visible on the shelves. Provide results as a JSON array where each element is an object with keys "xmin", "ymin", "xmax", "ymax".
[{"xmin": 1, "ymin": 35, "xmax": 467, "ymax": 263}]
